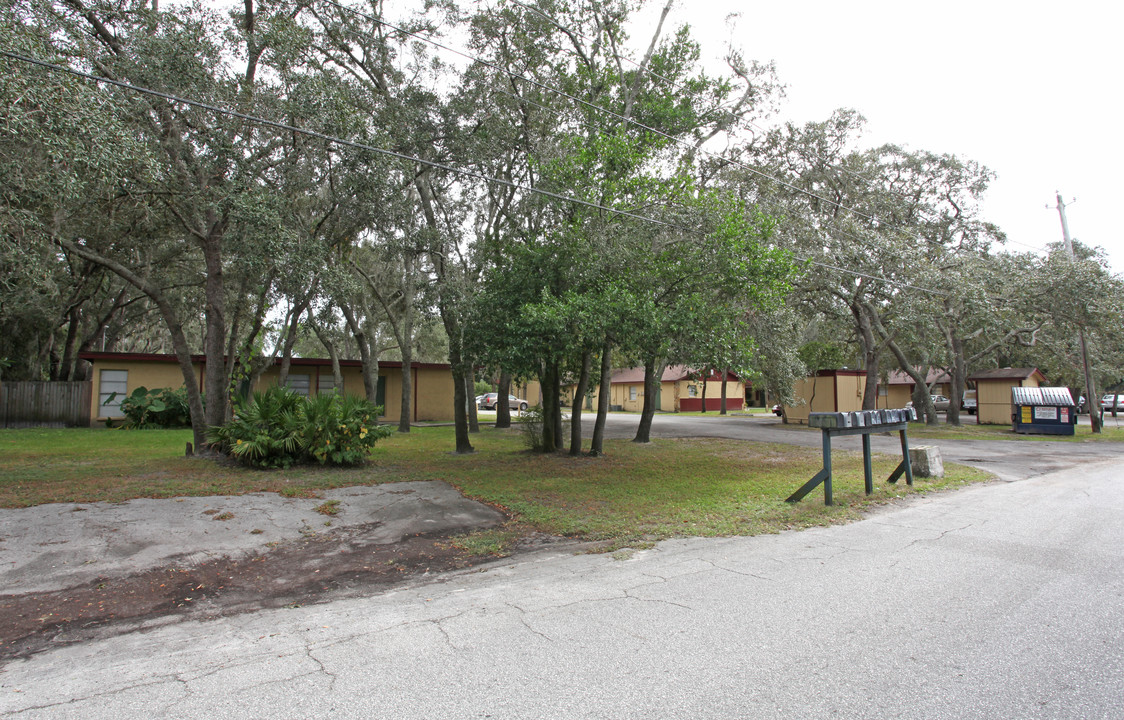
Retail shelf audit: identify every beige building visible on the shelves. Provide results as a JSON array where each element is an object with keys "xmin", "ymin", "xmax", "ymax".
[
  {"xmin": 80, "ymin": 352, "xmax": 457, "ymax": 426},
  {"xmin": 782, "ymin": 370, "xmax": 867, "ymax": 424},
  {"xmin": 564, "ymin": 366, "xmax": 745, "ymax": 413},
  {"xmin": 967, "ymin": 367, "xmax": 1047, "ymax": 425},
  {"xmin": 877, "ymin": 368, "xmax": 954, "ymax": 409}
]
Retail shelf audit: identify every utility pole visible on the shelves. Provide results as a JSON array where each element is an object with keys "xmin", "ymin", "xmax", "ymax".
[{"xmin": 1055, "ymin": 192, "xmax": 1101, "ymax": 433}]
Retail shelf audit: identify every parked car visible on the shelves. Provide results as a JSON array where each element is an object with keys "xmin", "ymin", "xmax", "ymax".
[
  {"xmin": 771, "ymin": 404, "xmax": 783, "ymax": 417},
  {"xmin": 479, "ymin": 393, "xmax": 529, "ymax": 412},
  {"xmin": 961, "ymin": 390, "xmax": 977, "ymax": 415},
  {"xmin": 906, "ymin": 395, "xmax": 950, "ymax": 412},
  {"xmin": 475, "ymin": 394, "xmax": 486, "ymax": 408},
  {"xmin": 1101, "ymin": 394, "xmax": 1124, "ymax": 411}
]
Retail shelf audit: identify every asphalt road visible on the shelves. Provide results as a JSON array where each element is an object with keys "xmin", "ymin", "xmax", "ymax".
[{"xmin": 2, "ymin": 415, "xmax": 1122, "ymax": 718}]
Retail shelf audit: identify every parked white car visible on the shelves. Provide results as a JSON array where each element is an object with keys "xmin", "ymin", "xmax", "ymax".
[{"xmin": 906, "ymin": 394, "xmax": 950, "ymax": 412}]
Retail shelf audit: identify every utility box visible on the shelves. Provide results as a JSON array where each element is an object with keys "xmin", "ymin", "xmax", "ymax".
[{"xmin": 1011, "ymin": 387, "xmax": 1077, "ymax": 435}]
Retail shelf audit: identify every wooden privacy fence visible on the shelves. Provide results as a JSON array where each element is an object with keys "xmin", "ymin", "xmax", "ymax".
[{"xmin": 0, "ymin": 381, "xmax": 92, "ymax": 428}]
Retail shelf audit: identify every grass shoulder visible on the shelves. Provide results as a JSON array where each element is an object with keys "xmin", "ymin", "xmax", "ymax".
[
  {"xmin": 906, "ymin": 421, "xmax": 1124, "ymax": 442},
  {"xmin": 0, "ymin": 426, "xmax": 991, "ymax": 549}
]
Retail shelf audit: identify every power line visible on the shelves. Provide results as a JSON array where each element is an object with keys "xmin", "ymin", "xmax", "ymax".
[
  {"xmin": 0, "ymin": 49, "xmax": 682, "ymax": 231},
  {"xmin": 306, "ymin": 0, "xmax": 952, "ymax": 289},
  {"xmin": 312, "ymin": 0, "xmax": 888, "ymax": 227},
  {"xmin": 0, "ymin": 49, "xmax": 946, "ymax": 296}
]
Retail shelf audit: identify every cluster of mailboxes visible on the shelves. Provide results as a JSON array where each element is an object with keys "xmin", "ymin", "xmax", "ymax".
[{"xmin": 807, "ymin": 408, "xmax": 918, "ymax": 429}]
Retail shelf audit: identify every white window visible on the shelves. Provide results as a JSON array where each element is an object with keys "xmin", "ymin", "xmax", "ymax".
[
  {"xmin": 286, "ymin": 373, "xmax": 311, "ymax": 397},
  {"xmin": 99, "ymin": 369, "xmax": 128, "ymax": 417},
  {"xmin": 687, "ymin": 384, "xmax": 698, "ymax": 397},
  {"xmin": 629, "ymin": 386, "xmax": 637, "ymax": 401},
  {"xmin": 318, "ymin": 375, "xmax": 339, "ymax": 396}
]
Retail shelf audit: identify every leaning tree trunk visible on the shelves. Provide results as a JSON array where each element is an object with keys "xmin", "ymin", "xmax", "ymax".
[
  {"xmin": 589, "ymin": 341, "xmax": 612, "ymax": 456},
  {"xmin": 495, "ymin": 370, "xmax": 512, "ymax": 429},
  {"xmin": 719, "ymin": 367, "xmax": 729, "ymax": 415},
  {"xmin": 633, "ymin": 357, "xmax": 665, "ymax": 443},
  {"xmin": 569, "ymin": 349, "xmax": 592, "ymax": 456},
  {"xmin": 56, "ymin": 237, "xmax": 211, "ymax": 453},
  {"xmin": 852, "ymin": 301, "xmax": 881, "ymax": 410},
  {"xmin": 341, "ymin": 305, "xmax": 378, "ymax": 405},
  {"xmin": 466, "ymin": 369, "xmax": 479, "ymax": 433}
]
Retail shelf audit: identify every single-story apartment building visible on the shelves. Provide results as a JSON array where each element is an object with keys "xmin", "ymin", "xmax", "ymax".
[
  {"xmin": 80, "ymin": 352, "xmax": 457, "ymax": 426},
  {"xmin": 877, "ymin": 368, "xmax": 954, "ymax": 409},
  {"xmin": 564, "ymin": 366, "xmax": 745, "ymax": 413}
]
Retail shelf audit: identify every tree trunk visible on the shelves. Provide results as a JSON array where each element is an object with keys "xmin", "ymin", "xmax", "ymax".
[
  {"xmin": 551, "ymin": 368, "xmax": 563, "ymax": 450},
  {"xmin": 311, "ymin": 321, "xmax": 344, "ymax": 391},
  {"xmin": 466, "ymin": 369, "xmax": 479, "ymax": 433},
  {"xmin": 398, "ymin": 353, "xmax": 414, "ymax": 433},
  {"xmin": 569, "ymin": 349, "xmax": 592, "ymax": 456},
  {"xmin": 448, "ymin": 353, "xmax": 475, "ymax": 453},
  {"xmin": 341, "ymin": 304, "xmax": 377, "ymax": 404},
  {"xmin": 495, "ymin": 370, "xmax": 512, "ymax": 429},
  {"xmin": 277, "ymin": 298, "xmax": 310, "ymax": 390},
  {"xmin": 416, "ymin": 171, "xmax": 473, "ymax": 452},
  {"xmin": 852, "ymin": 302, "xmax": 880, "ymax": 410},
  {"xmin": 720, "ymin": 367, "xmax": 729, "ymax": 415},
  {"xmin": 56, "ymin": 236, "xmax": 212, "ymax": 452},
  {"xmin": 633, "ymin": 357, "xmax": 664, "ymax": 443},
  {"xmin": 700, "ymin": 368, "xmax": 708, "ymax": 413},
  {"xmin": 946, "ymin": 335, "xmax": 966, "ymax": 426},
  {"xmin": 540, "ymin": 361, "xmax": 559, "ymax": 452},
  {"xmin": 201, "ymin": 227, "xmax": 229, "ymax": 433},
  {"xmin": 589, "ymin": 342, "xmax": 612, "ymax": 456}
]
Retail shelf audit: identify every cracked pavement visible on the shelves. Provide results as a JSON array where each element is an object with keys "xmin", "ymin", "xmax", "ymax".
[
  {"xmin": 2, "ymin": 443, "xmax": 1122, "ymax": 718},
  {"xmin": 0, "ymin": 481, "xmax": 505, "ymax": 595},
  {"xmin": 1, "ymin": 414, "xmax": 1122, "ymax": 718}
]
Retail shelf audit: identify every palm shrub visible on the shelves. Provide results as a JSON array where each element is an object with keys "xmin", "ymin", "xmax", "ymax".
[
  {"xmin": 303, "ymin": 392, "xmax": 392, "ymax": 465},
  {"xmin": 207, "ymin": 386, "xmax": 308, "ymax": 468},
  {"xmin": 207, "ymin": 386, "xmax": 392, "ymax": 468}
]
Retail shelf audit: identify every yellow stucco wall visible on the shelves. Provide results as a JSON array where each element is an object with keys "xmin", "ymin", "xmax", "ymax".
[
  {"xmin": 836, "ymin": 374, "xmax": 865, "ymax": 409},
  {"xmin": 512, "ymin": 380, "xmax": 543, "ymax": 407},
  {"xmin": 87, "ymin": 358, "xmax": 457, "ymax": 425},
  {"xmin": 412, "ymin": 367, "xmax": 455, "ymax": 422},
  {"xmin": 784, "ymin": 374, "xmax": 866, "ymax": 424},
  {"xmin": 89, "ymin": 360, "xmax": 200, "ymax": 423},
  {"xmin": 977, "ymin": 376, "xmax": 1040, "ymax": 425}
]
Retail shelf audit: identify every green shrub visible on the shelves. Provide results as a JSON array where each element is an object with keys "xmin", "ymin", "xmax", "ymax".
[
  {"xmin": 207, "ymin": 386, "xmax": 392, "ymax": 468},
  {"xmin": 207, "ymin": 387, "xmax": 306, "ymax": 468},
  {"xmin": 303, "ymin": 392, "xmax": 392, "ymax": 465},
  {"xmin": 116, "ymin": 386, "xmax": 193, "ymax": 429},
  {"xmin": 520, "ymin": 404, "xmax": 545, "ymax": 452}
]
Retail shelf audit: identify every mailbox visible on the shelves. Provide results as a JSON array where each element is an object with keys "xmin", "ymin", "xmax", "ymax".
[{"xmin": 808, "ymin": 412, "xmax": 851, "ymax": 429}]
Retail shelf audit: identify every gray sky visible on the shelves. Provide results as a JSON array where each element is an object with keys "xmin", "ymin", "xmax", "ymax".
[{"xmin": 646, "ymin": 0, "xmax": 1122, "ymax": 270}]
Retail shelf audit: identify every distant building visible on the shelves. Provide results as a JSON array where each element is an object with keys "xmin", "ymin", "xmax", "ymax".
[{"xmin": 79, "ymin": 352, "xmax": 457, "ymax": 426}]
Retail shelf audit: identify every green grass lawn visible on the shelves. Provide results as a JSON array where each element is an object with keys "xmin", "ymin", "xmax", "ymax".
[{"xmin": 0, "ymin": 426, "xmax": 991, "ymax": 549}]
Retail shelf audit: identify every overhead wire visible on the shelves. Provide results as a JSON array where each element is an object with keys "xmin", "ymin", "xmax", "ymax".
[
  {"xmin": 314, "ymin": 0, "xmax": 886, "ymax": 227},
  {"xmin": 0, "ymin": 44, "xmax": 947, "ymax": 296},
  {"xmin": 304, "ymin": 0, "xmax": 952, "ymax": 293}
]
